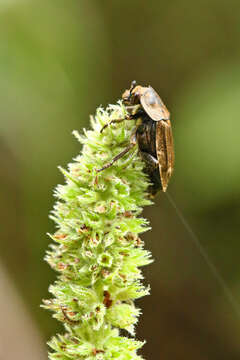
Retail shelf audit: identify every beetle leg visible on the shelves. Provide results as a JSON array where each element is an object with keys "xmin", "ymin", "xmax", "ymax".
[
  {"xmin": 100, "ymin": 106, "xmax": 144, "ymax": 133},
  {"xmin": 126, "ymin": 106, "xmax": 145, "ymax": 118},
  {"xmin": 125, "ymin": 105, "xmax": 141, "ymax": 113},
  {"xmin": 139, "ymin": 152, "xmax": 159, "ymax": 168},
  {"xmin": 100, "ymin": 116, "xmax": 133, "ymax": 133},
  {"xmin": 97, "ymin": 131, "xmax": 137, "ymax": 172},
  {"xmin": 100, "ymin": 108, "xmax": 143, "ymax": 134}
]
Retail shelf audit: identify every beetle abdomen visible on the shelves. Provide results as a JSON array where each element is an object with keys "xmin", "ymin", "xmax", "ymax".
[
  {"xmin": 136, "ymin": 117, "xmax": 156, "ymax": 157},
  {"xmin": 136, "ymin": 116, "xmax": 163, "ymax": 193}
]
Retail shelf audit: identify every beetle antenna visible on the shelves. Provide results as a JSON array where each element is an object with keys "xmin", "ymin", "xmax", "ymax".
[
  {"xmin": 165, "ymin": 192, "xmax": 240, "ymax": 318},
  {"xmin": 129, "ymin": 80, "xmax": 137, "ymax": 95}
]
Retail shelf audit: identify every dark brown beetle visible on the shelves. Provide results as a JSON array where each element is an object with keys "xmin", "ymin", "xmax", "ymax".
[{"xmin": 97, "ymin": 81, "xmax": 174, "ymax": 194}]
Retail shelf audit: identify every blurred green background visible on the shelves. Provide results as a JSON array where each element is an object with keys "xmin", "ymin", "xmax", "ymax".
[{"xmin": 1, "ymin": 1, "xmax": 240, "ymax": 359}]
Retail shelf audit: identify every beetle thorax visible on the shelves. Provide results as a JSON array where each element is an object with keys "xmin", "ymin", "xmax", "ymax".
[
  {"xmin": 122, "ymin": 85, "xmax": 147, "ymax": 105},
  {"xmin": 130, "ymin": 85, "xmax": 147, "ymax": 103}
]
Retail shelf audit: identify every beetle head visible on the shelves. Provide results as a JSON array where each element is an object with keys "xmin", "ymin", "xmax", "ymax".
[{"xmin": 122, "ymin": 80, "xmax": 141, "ymax": 105}]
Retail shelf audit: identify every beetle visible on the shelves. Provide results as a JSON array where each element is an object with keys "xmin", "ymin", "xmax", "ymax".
[{"xmin": 97, "ymin": 81, "xmax": 174, "ymax": 194}]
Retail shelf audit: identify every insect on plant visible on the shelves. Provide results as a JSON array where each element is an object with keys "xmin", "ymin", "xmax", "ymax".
[{"xmin": 97, "ymin": 81, "xmax": 175, "ymax": 194}]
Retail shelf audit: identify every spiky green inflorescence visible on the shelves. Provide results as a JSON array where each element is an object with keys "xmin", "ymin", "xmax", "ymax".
[{"xmin": 43, "ymin": 101, "xmax": 154, "ymax": 360}]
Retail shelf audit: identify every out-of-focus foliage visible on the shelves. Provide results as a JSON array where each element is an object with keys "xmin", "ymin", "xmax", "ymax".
[
  {"xmin": 176, "ymin": 64, "xmax": 240, "ymax": 209},
  {"xmin": 1, "ymin": 0, "xmax": 240, "ymax": 359},
  {"xmin": 0, "ymin": 0, "xmax": 110, "ymax": 335},
  {"xmin": 0, "ymin": 263, "xmax": 46, "ymax": 360}
]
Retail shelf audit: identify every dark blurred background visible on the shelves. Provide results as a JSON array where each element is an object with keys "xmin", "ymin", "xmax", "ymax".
[{"xmin": 1, "ymin": 1, "xmax": 240, "ymax": 359}]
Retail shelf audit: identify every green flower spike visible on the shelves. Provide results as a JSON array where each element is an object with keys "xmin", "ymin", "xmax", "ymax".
[{"xmin": 42, "ymin": 101, "xmax": 154, "ymax": 359}]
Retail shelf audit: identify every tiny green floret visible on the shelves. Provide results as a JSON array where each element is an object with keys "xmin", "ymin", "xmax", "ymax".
[{"xmin": 43, "ymin": 101, "xmax": 153, "ymax": 359}]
